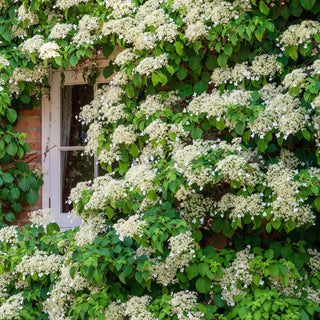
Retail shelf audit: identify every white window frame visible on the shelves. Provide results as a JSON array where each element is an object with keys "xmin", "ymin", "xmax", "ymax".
[{"xmin": 42, "ymin": 59, "xmax": 110, "ymax": 229}]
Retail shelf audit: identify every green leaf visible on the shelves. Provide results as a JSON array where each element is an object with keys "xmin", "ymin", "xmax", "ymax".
[
  {"xmin": 147, "ymin": 190, "xmax": 158, "ymax": 201},
  {"xmin": 106, "ymin": 206, "xmax": 114, "ymax": 219},
  {"xmin": 224, "ymin": 44, "xmax": 233, "ymax": 56},
  {"xmin": 177, "ymin": 67, "xmax": 188, "ymax": 81},
  {"xmin": 300, "ymin": 0, "xmax": 315, "ymax": 10},
  {"xmin": 191, "ymin": 128, "xmax": 202, "ymax": 139},
  {"xmin": 5, "ymin": 212, "xmax": 15, "ymax": 223},
  {"xmin": 235, "ymin": 122, "xmax": 245, "ymax": 135},
  {"xmin": 281, "ymin": 6, "xmax": 290, "ymax": 19},
  {"xmin": 195, "ymin": 277, "xmax": 211, "ymax": 293},
  {"xmin": 300, "ymin": 310, "xmax": 310, "ymax": 320},
  {"xmin": 103, "ymin": 64, "xmax": 114, "ymax": 79},
  {"xmin": 9, "ymin": 187, "xmax": 20, "ymax": 200},
  {"xmin": 174, "ymin": 42, "xmax": 184, "ymax": 56},
  {"xmin": 2, "ymin": 173, "xmax": 14, "ymax": 184},
  {"xmin": 288, "ymin": 46, "xmax": 298, "ymax": 60},
  {"xmin": 7, "ymin": 109, "xmax": 17, "ymax": 124},
  {"xmin": 70, "ymin": 55, "xmax": 78, "ymax": 67},
  {"xmin": 26, "ymin": 189, "xmax": 39, "ymax": 206},
  {"xmin": 6, "ymin": 142, "xmax": 18, "ymax": 156},
  {"xmin": 129, "ymin": 144, "xmax": 139, "ymax": 158},
  {"xmin": 265, "ymin": 249, "xmax": 274, "ymax": 260},
  {"xmin": 217, "ymin": 53, "xmax": 228, "ymax": 69},
  {"xmin": 46, "ymin": 222, "xmax": 60, "ymax": 235},
  {"xmin": 259, "ymin": 1, "xmax": 270, "ymax": 15},
  {"xmin": 152, "ymin": 73, "xmax": 159, "ymax": 86},
  {"xmin": 314, "ymin": 198, "xmax": 320, "ymax": 211},
  {"xmin": 102, "ymin": 44, "xmax": 114, "ymax": 58},
  {"xmin": 205, "ymin": 56, "xmax": 217, "ymax": 70}
]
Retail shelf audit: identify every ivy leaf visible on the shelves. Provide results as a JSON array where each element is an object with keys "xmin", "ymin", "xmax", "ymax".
[
  {"xmin": 235, "ymin": 122, "xmax": 245, "ymax": 135},
  {"xmin": 103, "ymin": 64, "xmax": 114, "ymax": 79},
  {"xmin": 70, "ymin": 55, "xmax": 78, "ymax": 67},
  {"xmin": 195, "ymin": 277, "xmax": 211, "ymax": 293},
  {"xmin": 217, "ymin": 54, "xmax": 228, "ymax": 69},
  {"xmin": 314, "ymin": 198, "xmax": 320, "ymax": 211},
  {"xmin": 6, "ymin": 108, "xmax": 17, "ymax": 124},
  {"xmin": 6, "ymin": 142, "xmax": 17, "ymax": 156},
  {"xmin": 300, "ymin": 0, "xmax": 315, "ymax": 10},
  {"xmin": 26, "ymin": 189, "xmax": 39, "ymax": 206},
  {"xmin": 5, "ymin": 212, "xmax": 15, "ymax": 222},
  {"xmin": 259, "ymin": 1, "xmax": 270, "ymax": 15},
  {"xmin": 177, "ymin": 67, "xmax": 188, "ymax": 81},
  {"xmin": 224, "ymin": 44, "xmax": 233, "ymax": 56},
  {"xmin": 174, "ymin": 42, "xmax": 184, "ymax": 56},
  {"xmin": 102, "ymin": 43, "xmax": 114, "ymax": 58},
  {"xmin": 2, "ymin": 173, "xmax": 14, "ymax": 184},
  {"xmin": 47, "ymin": 223, "xmax": 60, "ymax": 235},
  {"xmin": 129, "ymin": 144, "xmax": 139, "ymax": 158}
]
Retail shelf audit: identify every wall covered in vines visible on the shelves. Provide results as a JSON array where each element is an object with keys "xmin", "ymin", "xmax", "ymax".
[{"xmin": 0, "ymin": 0, "xmax": 320, "ymax": 319}]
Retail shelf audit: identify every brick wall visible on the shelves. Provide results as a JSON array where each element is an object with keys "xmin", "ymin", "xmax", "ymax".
[{"xmin": 13, "ymin": 107, "xmax": 42, "ymax": 226}]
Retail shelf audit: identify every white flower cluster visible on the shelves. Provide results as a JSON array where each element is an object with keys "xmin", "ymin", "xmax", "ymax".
[
  {"xmin": 180, "ymin": 192, "xmax": 214, "ymax": 225},
  {"xmin": 125, "ymin": 296, "xmax": 153, "ymax": 320},
  {"xmin": 102, "ymin": 0, "xmax": 179, "ymax": 50},
  {"xmin": 20, "ymin": 35, "xmax": 44, "ymax": 55},
  {"xmin": 105, "ymin": 0, "xmax": 136, "ymax": 18},
  {"xmin": 56, "ymin": 0, "xmax": 91, "ymax": 10},
  {"xmin": 187, "ymin": 89, "xmax": 251, "ymax": 119},
  {"xmin": 0, "ymin": 56, "xmax": 9, "ymax": 67},
  {"xmin": 68, "ymin": 181, "xmax": 91, "ymax": 207},
  {"xmin": 307, "ymin": 249, "xmax": 320, "ymax": 272},
  {"xmin": 28, "ymin": 208, "xmax": 54, "ymax": 226},
  {"xmin": 73, "ymin": 15, "xmax": 100, "ymax": 44},
  {"xmin": 135, "ymin": 53, "xmax": 168, "ymax": 76},
  {"xmin": 282, "ymin": 68, "xmax": 307, "ymax": 89},
  {"xmin": 79, "ymin": 85, "xmax": 126, "ymax": 125},
  {"xmin": 112, "ymin": 124, "xmax": 137, "ymax": 145},
  {"xmin": 49, "ymin": 23, "xmax": 74, "ymax": 39},
  {"xmin": 114, "ymin": 48, "xmax": 137, "ymax": 66},
  {"xmin": 74, "ymin": 214, "xmax": 106, "ymax": 246},
  {"xmin": 18, "ymin": 4, "xmax": 38, "ymax": 26},
  {"xmin": 0, "ymin": 226, "xmax": 18, "ymax": 245},
  {"xmin": 210, "ymin": 54, "xmax": 282, "ymax": 86},
  {"xmin": 39, "ymin": 42, "xmax": 60, "ymax": 60},
  {"xmin": 169, "ymin": 0, "xmax": 251, "ymax": 43},
  {"xmin": 85, "ymin": 122, "xmax": 103, "ymax": 155},
  {"xmin": 249, "ymin": 92, "xmax": 309, "ymax": 139},
  {"xmin": 125, "ymin": 163, "xmax": 156, "ymax": 192},
  {"xmin": 266, "ymin": 162, "xmax": 314, "ymax": 226},
  {"xmin": 170, "ymin": 291, "xmax": 203, "ymax": 320},
  {"xmin": 219, "ymin": 248, "xmax": 254, "ymax": 306},
  {"xmin": 0, "ymin": 292, "xmax": 23, "ymax": 320},
  {"xmin": 137, "ymin": 94, "xmax": 165, "ymax": 118},
  {"xmin": 215, "ymin": 193, "xmax": 263, "ymax": 221},
  {"xmin": 0, "ymin": 272, "xmax": 15, "ymax": 300},
  {"xmin": 113, "ymin": 214, "xmax": 146, "ymax": 241},
  {"xmin": 104, "ymin": 301, "xmax": 126, "ymax": 320},
  {"xmin": 16, "ymin": 250, "xmax": 63, "ymax": 278},
  {"xmin": 148, "ymin": 231, "xmax": 195, "ymax": 285},
  {"xmin": 278, "ymin": 20, "xmax": 320, "ymax": 48},
  {"xmin": 43, "ymin": 263, "xmax": 92, "ymax": 320},
  {"xmin": 215, "ymin": 154, "xmax": 260, "ymax": 186}
]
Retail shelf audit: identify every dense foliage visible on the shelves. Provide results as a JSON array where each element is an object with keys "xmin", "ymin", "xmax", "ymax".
[{"xmin": 0, "ymin": 0, "xmax": 320, "ymax": 319}]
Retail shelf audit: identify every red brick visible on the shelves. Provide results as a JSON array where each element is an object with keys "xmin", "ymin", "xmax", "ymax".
[
  {"xmin": 15, "ymin": 117, "xmax": 41, "ymax": 130},
  {"xmin": 20, "ymin": 108, "xmax": 41, "ymax": 116},
  {"xmin": 27, "ymin": 142, "xmax": 41, "ymax": 152}
]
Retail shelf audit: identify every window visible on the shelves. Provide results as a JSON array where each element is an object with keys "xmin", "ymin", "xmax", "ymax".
[{"xmin": 42, "ymin": 60, "xmax": 109, "ymax": 230}]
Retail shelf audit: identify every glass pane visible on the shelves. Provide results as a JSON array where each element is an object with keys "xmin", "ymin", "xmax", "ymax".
[
  {"xmin": 61, "ymin": 151, "xmax": 94, "ymax": 212},
  {"xmin": 61, "ymin": 84, "xmax": 94, "ymax": 146}
]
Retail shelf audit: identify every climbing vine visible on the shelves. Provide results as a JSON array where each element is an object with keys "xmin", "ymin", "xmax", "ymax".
[{"xmin": 0, "ymin": 0, "xmax": 320, "ymax": 319}]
